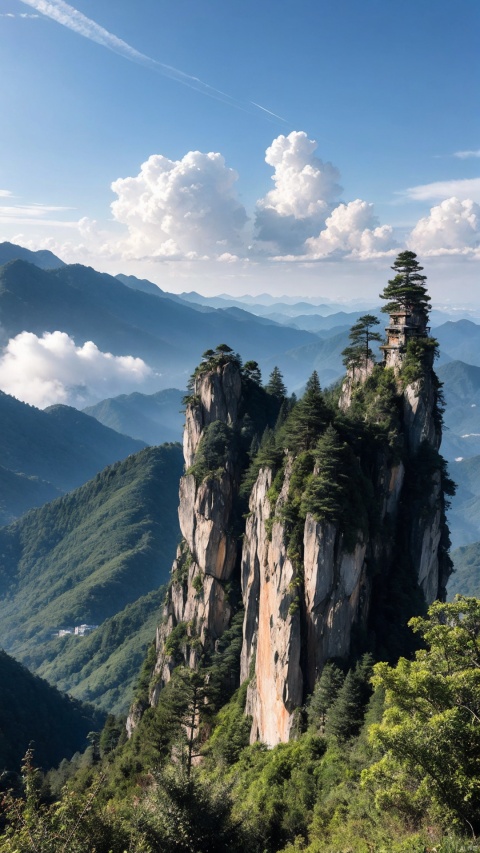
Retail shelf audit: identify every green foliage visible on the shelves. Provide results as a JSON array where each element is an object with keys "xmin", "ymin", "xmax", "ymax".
[
  {"xmin": 300, "ymin": 425, "xmax": 371, "ymax": 551},
  {"xmin": 306, "ymin": 662, "xmax": 345, "ymax": 732},
  {"xmin": 0, "ymin": 752, "xmax": 136, "ymax": 852},
  {"xmin": 137, "ymin": 765, "xmax": 249, "ymax": 852},
  {"xmin": 365, "ymin": 597, "xmax": 480, "ymax": 836},
  {"xmin": 189, "ymin": 420, "xmax": 235, "ymax": 483},
  {"xmin": 204, "ymin": 681, "xmax": 252, "ymax": 767},
  {"xmin": 380, "ymin": 251, "xmax": 431, "ymax": 317},
  {"xmin": 401, "ymin": 336, "xmax": 440, "ymax": 385},
  {"xmin": 324, "ymin": 655, "xmax": 374, "ymax": 743},
  {"xmin": 281, "ymin": 371, "xmax": 328, "ymax": 454},
  {"xmin": 32, "ymin": 588, "xmax": 167, "ymax": 715},
  {"xmin": 244, "ymin": 360, "xmax": 262, "ymax": 384},
  {"xmin": 229, "ymin": 735, "xmax": 327, "ymax": 852},
  {"xmin": 342, "ymin": 314, "xmax": 382, "ymax": 372},
  {"xmin": 186, "ymin": 343, "xmax": 243, "ymax": 393},
  {"xmin": 265, "ymin": 366, "xmax": 288, "ymax": 398},
  {"xmin": 164, "ymin": 621, "xmax": 189, "ymax": 661},
  {"xmin": 346, "ymin": 364, "xmax": 402, "ymax": 440}
]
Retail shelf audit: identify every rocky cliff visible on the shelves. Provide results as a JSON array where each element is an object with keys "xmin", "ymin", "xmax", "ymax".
[{"xmin": 147, "ymin": 339, "xmax": 452, "ymax": 746}]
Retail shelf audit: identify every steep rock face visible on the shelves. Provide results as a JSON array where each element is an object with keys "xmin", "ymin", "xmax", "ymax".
[
  {"xmin": 147, "ymin": 348, "xmax": 450, "ymax": 748},
  {"xmin": 403, "ymin": 375, "xmax": 439, "ymax": 453},
  {"xmin": 152, "ymin": 362, "xmax": 243, "ymax": 696},
  {"xmin": 240, "ymin": 373, "xmax": 447, "ymax": 745},
  {"xmin": 242, "ymin": 461, "xmax": 303, "ymax": 746},
  {"xmin": 183, "ymin": 362, "xmax": 242, "ymax": 468}
]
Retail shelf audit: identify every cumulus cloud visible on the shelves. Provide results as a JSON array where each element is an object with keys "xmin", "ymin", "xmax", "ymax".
[
  {"xmin": 305, "ymin": 199, "xmax": 396, "ymax": 259},
  {"xmin": 110, "ymin": 151, "xmax": 248, "ymax": 261},
  {"xmin": 0, "ymin": 331, "xmax": 154, "ymax": 409},
  {"xmin": 254, "ymin": 131, "xmax": 343, "ymax": 254},
  {"xmin": 409, "ymin": 197, "xmax": 480, "ymax": 255}
]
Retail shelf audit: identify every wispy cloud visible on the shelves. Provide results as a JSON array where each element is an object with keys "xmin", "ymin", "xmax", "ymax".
[
  {"xmin": 0, "ymin": 190, "xmax": 13, "ymax": 198},
  {"xmin": 0, "ymin": 201, "xmax": 76, "ymax": 226},
  {"xmin": 18, "ymin": 0, "xmax": 288, "ymax": 121},
  {"xmin": 453, "ymin": 149, "xmax": 480, "ymax": 160},
  {"xmin": 400, "ymin": 177, "xmax": 480, "ymax": 203}
]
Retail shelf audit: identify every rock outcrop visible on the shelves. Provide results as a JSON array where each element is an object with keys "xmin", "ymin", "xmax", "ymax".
[
  {"xmin": 147, "ymin": 336, "xmax": 451, "ymax": 747},
  {"xmin": 152, "ymin": 359, "xmax": 245, "ymax": 697}
]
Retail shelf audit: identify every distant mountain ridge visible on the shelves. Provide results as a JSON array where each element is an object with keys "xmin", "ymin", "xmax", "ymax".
[
  {"xmin": 0, "ymin": 259, "xmax": 319, "ymax": 390},
  {"xmin": 83, "ymin": 388, "xmax": 185, "ymax": 445},
  {"xmin": 0, "ymin": 390, "xmax": 145, "ymax": 524},
  {"xmin": 0, "ymin": 240, "xmax": 65, "ymax": 270}
]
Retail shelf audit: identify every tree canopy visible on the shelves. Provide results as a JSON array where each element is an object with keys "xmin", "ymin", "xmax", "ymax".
[
  {"xmin": 380, "ymin": 251, "xmax": 431, "ymax": 317},
  {"xmin": 365, "ymin": 596, "xmax": 480, "ymax": 836}
]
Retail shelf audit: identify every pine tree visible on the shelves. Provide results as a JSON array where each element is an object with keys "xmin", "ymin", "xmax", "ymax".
[
  {"xmin": 380, "ymin": 250, "xmax": 431, "ymax": 316},
  {"xmin": 282, "ymin": 371, "xmax": 328, "ymax": 453},
  {"xmin": 342, "ymin": 314, "xmax": 383, "ymax": 372},
  {"xmin": 243, "ymin": 360, "xmax": 262, "ymax": 384},
  {"xmin": 307, "ymin": 662, "xmax": 345, "ymax": 731},
  {"xmin": 265, "ymin": 366, "xmax": 287, "ymax": 398},
  {"xmin": 324, "ymin": 655, "xmax": 373, "ymax": 742},
  {"xmin": 301, "ymin": 425, "xmax": 350, "ymax": 520}
]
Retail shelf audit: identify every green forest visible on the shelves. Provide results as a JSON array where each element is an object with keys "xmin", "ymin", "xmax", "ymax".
[{"xmin": 1, "ymin": 597, "xmax": 479, "ymax": 852}]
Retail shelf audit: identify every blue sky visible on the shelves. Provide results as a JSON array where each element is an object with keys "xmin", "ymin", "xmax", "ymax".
[{"xmin": 0, "ymin": 0, "xmax": 479, "ymax": 301}]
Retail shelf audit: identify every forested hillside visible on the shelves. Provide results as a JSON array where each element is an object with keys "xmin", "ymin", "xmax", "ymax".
[
  {"xmin": 0, "ymin": 445, "xmax": 182, "ymax": 708},
  {"xmin": 0, "ymin": 650, "xmax": 104, "ymax": 775}
]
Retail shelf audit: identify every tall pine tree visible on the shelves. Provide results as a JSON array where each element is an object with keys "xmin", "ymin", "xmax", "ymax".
[{"xmin": 380, "ymin": 251, "xmax": 431, "ymax": 317}]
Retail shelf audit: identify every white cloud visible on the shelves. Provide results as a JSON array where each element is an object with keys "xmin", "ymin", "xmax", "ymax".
[
  {"xmin": 254, "ymin": 131, "xmax": 343, "ymax": 254},
  {"xmin": 0, "ymin": 202, "xmax": 74, "ymax": 224},
  {"xmin": 305, "ymin": 199, "xmax": 396, "ymax": 259},
  {"xmin": 402, "ymin": 177, "xmax": 480, "ymax": 203},
  {"xmin": 453, "ymin": 150, "xmax": 480, "ymax": 160},
  {"xmin": 409, "ymin": 197, "xmax": 480, "ymax": 256},
  {"xmin": 0, "ymin": 190, "xmax": 13, "ymax": 198},
  {"xmin": 0, "ymin": 331, "xmax": 154, "ymax": 409},
  {"xmin": 110, "ymin": 151, "xmax": 248, "ymax": 260}
]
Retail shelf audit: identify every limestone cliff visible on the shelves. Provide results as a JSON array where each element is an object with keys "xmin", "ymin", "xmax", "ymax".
[
  {"xmin": 151, "ymin": 357, "xmax": 245, "ymax": 699},
  {"xmin": 147, "ymin": 336, "xmax": 452, "ymax": 746}
]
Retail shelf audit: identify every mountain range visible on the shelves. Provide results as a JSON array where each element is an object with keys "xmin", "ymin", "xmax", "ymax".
[{"xmin": 0, "ymin": 390, "xmax": 145, "ymax": 525}]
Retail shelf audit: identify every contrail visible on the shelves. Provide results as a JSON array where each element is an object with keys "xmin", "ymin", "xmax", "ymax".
[
  {"xmin": 19, "ymin": 0, "xmax": 288, "ymax": 122},
  {"xmin": 251, "ymin": 102, "xmax": 287, "ymax": 123}
]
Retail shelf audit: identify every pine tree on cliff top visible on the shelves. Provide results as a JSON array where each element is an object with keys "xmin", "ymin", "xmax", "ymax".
[
  {"xmin": 380, "ymin": 250, "xmax": 431, "ymax": 316},
  {"xmin": 342, "ymin": 314, "xmax": 383, "ymax": 372}
]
